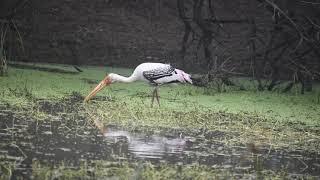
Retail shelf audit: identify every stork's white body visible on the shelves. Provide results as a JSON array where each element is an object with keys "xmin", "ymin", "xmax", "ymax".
[
  {"xmin": 108, "ymin": 62, "xmax": 192, "ymax": 85},
  {"xmin": 133, "ymin": 63, "xmax": 171, "ymax": 84},
  {"xmin": 111, "ymin": 63, "xmax": 170, "ymax": 83},
  {"xmin": 84, "ymin": 62, "xmax": 192, "ymax": 106}
]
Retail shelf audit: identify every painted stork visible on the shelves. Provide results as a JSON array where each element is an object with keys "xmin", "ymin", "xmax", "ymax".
[{"xmin": 83, "ymin": 62, "xmax": 193, "ymax": 106}]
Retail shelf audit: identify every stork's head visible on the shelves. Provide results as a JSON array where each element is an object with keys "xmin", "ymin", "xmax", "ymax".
[
  {"xmin": 84, "ymin": 75, "xmax": 113, "ymax": 103},
  {"xmin": 175, "ymin": 69, "xmax": 193, "ymax": 84}
]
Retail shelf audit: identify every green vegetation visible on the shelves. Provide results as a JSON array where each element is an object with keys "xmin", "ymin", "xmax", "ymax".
[
  {"xmin": 1, "ymin": 63, "xmax": 320, "ymax": 149},
  {"xmin": 1, "ymin": 62, "xmax": 319, "ymax": 125},
  {"xmin": 31, "ymin": 160, "xmax": 315, "ymax": 180},
  {"xmin": 0, "ymin": 62, "xmax": 319, "ymax": 179}
]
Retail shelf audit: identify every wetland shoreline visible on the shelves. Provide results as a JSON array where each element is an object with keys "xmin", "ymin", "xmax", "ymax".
[
  {"xmin": 0, "ymin": 94, "xmax": 319, "ymax": 179},
  {"xmin": 0, "ymin": 65, "xmax": 319, "ymax": 179}
]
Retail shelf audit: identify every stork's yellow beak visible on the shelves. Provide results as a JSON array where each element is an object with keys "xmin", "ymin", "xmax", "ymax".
[{"xmin": 84, "ymin": 76, "xmax": 112, "ymax": 103}]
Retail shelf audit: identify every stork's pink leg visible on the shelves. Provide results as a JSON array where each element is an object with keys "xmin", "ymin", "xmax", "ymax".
[
  {"xmin": 155, "ymin": 88, "xmax": 160, "ymax": 107},
  {"xmin": 151, "ymin": 88, "xmax": 156, "ymax": 107}
]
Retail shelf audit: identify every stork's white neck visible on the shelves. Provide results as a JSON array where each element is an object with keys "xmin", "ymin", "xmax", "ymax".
[{"xmin": 108, "ymin": 73, "xmax": 137, "ymax": 83}]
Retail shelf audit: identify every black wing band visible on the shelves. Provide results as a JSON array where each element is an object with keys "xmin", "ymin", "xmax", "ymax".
[{"xmin": 143, "ymin": 65, "xmax": 175, "ymax": 83}]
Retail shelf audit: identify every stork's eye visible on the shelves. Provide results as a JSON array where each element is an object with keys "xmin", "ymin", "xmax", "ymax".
[{"xmin": 174, "ymin": 70, "xmax": 178, "ymax": 74}]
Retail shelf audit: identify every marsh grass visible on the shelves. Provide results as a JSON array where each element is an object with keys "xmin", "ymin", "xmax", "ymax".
[
  {"xmin": 32, "ymin": 160, "xmax": 90, "ymax": 180},
  {"xmin": 29, "ymin": 159, "xmax": 317, "ymax": 180},
  {"xmin": 0, "ymin": 63, "xmax": 320, "ymax": 179},
  {"xmin": 83, "ymin": 99, "xmax": 320, "ymax": 153},
  {"xmin": 1, "ymin": 63, "xmax": 319, "ymax": 123},
  {"xmin": 1, "ymin": 64, "xmax": 319, "ymax": 151},
  {"xmin": 0, "ymin": 161, "xmax": 13, "ymax": 180},
  {"xmin": 0, "ymin": 144, "xmax": 27, "ymax": 180}
]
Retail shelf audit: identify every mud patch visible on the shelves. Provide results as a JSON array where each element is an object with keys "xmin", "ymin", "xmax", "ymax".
[{"xmin": 36, "ymin": 92, "xmax": 83, "ymax": 115}]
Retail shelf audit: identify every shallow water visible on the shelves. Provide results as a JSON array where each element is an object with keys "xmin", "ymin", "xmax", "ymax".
[
  {"xmin": 0, "ymin": 103, "xmax": 319, "ymax": 178},
  {"xmin": 103, "ymin": 126, "xmax": 320, "ymax": 175}
]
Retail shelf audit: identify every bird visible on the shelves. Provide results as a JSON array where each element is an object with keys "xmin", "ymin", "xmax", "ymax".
[{"xmin": 83, "ymin": 62, "xmax": 193, "ymax": 107}]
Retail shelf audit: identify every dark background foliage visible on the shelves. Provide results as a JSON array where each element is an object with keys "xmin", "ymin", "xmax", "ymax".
[{"xmin": 1, "ymin": 0, "xmax": 319, "ymax": 92}]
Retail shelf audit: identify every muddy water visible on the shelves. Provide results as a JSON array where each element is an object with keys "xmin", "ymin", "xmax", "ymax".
[
  {"xmin": 0, "ymin": 102, "xmax": 319, "ymax": 178},
  {"xmin": 103, "ymin": 126, "xmax": 320, "ymax": 176}
]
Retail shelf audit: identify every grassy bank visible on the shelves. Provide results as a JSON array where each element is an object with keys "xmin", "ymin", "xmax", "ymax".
[
  {"xmin": 0, "ymin": 62, "xmax": 320, "ymax": 179},
  {"xmin": 30, "ymin": 160, "xmax": 307, "ymax": 180},
  {"xmin": 1, "ymin": 63, "xmax": 319, "ymax": 150},
  {"xmin": 1, "ymin": 62, "xmax": 319, "ymax": 125}
]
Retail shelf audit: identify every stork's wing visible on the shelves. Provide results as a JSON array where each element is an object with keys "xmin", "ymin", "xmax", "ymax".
[{"xmin": 143, "ymin": 65, "xmax": 175, "ymax": 83}]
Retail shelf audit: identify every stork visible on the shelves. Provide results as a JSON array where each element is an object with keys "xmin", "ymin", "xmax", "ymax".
[{"xmin": 83, "ymin": 62, "xmax": 192, "ymax": 107}]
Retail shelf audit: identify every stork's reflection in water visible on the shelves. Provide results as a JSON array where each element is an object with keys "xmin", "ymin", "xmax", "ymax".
[{"xmin": 102, "ymin": 126, "xmax": 187, "ymax": 159}]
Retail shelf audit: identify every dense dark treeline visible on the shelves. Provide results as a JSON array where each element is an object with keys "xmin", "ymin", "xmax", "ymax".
[
  {"xmin": 1, "ymin": 0, "xmax": 319, "ymax": 92},
  {"xmin": 176, "ymin": 0, "xmax": 320, "ymax": 93}
]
